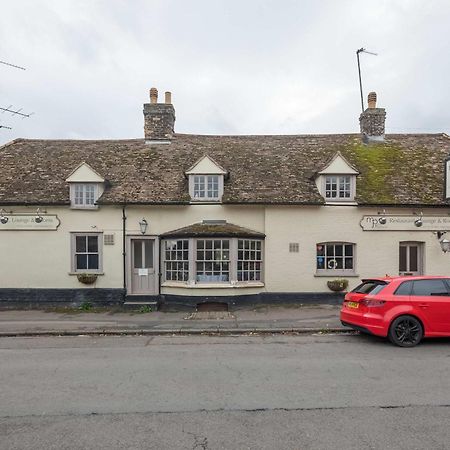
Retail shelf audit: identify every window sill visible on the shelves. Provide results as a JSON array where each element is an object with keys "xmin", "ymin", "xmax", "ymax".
[
  {"xmin": 161, "ymin": 281, "xmax": 265, "ymax": 289},
  {"xmin": 323, "ymin": 201, "xmax": 357, "ymax": 206},
  {"xmin": 314, "ymin": 273, "xmax": 359, "ymax": 278},
  {"xmin": 70, "ymin": 206, "xmax": 99, "ymax": 210},
  {"xmin": 189, "ymin": 200, "xmax": 222, "ymax": 204},
  {"xmin": 68, "ymin": 272, "xmax": 104, "ymax": 276}
]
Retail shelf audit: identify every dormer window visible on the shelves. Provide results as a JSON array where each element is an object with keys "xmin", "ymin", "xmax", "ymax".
[
  {"xmin": 66, "ymin": 162, "xmax": 105, "ymax": 210},
  {"xmin": 194, "ymin": 175, "xmax": 219, "ymax": 200},
  {"xmin": 186, "ymin": 155, "xmax": 227, "ymax": 203},
  {"xmin": 316, "ymin": 152, "xmax": 359, "ymax": 204},
  {"xmin": 72, "ymin": 183, "xmax": 99, "ymax": 208},
  {"xmin": 325, "ymin": 175, "xmax": 352, "ymax": 199}
]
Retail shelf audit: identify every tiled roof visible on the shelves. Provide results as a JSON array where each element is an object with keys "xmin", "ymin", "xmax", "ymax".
[
  {"xmin": 161, "ymin": 222, "xmax": 265, "ymax": 238},
  {"xmin": 0, "ymin": 133, "xmax": 449, "ymax": 206}
]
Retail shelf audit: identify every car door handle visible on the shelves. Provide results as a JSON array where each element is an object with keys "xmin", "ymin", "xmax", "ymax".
[{"xmin": 419, "ymin": 304, "xmax": 429, "ymax": 308}]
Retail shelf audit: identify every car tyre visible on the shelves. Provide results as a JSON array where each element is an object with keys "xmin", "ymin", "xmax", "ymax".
[{"xmin": 388, "ymin": 315, "xmax": 423, "ymax": 347}]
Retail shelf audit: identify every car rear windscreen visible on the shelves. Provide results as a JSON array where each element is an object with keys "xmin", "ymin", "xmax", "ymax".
[{"xmin": 352, "ymin": 280, "xmax": 387, "ymax": 295}]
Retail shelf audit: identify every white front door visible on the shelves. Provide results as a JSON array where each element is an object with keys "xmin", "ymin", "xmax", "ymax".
[{"xmin": 130, "ymin": 238, "xmax": 157, "ymax": 295}]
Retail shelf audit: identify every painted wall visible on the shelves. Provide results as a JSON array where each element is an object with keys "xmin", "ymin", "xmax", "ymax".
[{"xmin": 1, "ymin": 203, "xmax": 449, "ymax": 295}]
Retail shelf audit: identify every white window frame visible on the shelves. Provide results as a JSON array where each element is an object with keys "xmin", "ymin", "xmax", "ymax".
[
  {"xmin": 69, "ymin": 183, "xmax": 100, "ymax": 209},
  {"xmin": 323, "ymin": 175, "xmax": 355, "ymax": 201},
  {"xmin": 399, "ymin": 241, "xmax": 424, "ymax": 276},
  {"xmin": 316, "ymin": 242, "xmax": 356, "ymax": 276},
  {"xmin": 189, "ymin": 175, "xmax": 224, "ymax": 202},
  {"xmin": 164, "ymin": 239, "xmax": 190, "ymax": 282},
  {"xmin": 162, "ymin": 237, "xmax": 264, "ymax": 285},
  {"xmin": 237, "ymin": 239, "xmax": 263, "ymax": 282},
  {"xmin": 71, "ymin": 232, "xmax": 103, "ymax": 273}
]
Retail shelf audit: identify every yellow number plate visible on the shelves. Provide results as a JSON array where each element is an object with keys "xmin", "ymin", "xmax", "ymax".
[{"xmin": 347, "ymin": 301, "xmax": 359, "ymax": 309}]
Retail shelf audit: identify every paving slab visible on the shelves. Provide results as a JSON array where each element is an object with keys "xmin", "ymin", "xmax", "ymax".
[{"xmin": 0, "ymin": 305, "xmax": 345, "ymax": 336}]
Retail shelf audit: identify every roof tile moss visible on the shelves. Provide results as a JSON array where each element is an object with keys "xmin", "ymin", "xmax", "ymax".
[{"xmin": 0, "ymin": 134, "xmax": 449, "ymax": 206}]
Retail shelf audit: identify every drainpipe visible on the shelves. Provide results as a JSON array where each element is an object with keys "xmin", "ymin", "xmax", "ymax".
[{"xmin": 122, "ymin": 205, "xmax": 127, "ymax": 293}]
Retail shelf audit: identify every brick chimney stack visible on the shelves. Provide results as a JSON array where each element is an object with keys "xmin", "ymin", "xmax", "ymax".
[
  {"xmin": 143, "ymin": 87, "xmax": 175, "ymax": 142},
  {"xmin": 359, "ymin": 91, "xmax": 386, "ymax": 142}
]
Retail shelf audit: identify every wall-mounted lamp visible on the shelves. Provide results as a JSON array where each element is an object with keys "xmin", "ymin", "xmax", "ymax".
[
  {"xmin": 434, "ymin": 231, "xmax": 447, "ymax": 240},
  {"xmin": 35, "ymin": 208, "xmax": 43, "ymax": 223},
  {"xmin": 414, "ymin": 211, "xmax": 423, "ymax": 228},
  {"xmin": 139, "ymin": 218, "xmax": 148, "ymax": 235},
  {"xmin": 0, "ymin": 208, "xmax": 8, "ymax": 224},
  {"xmin": 378, "ymin": 209, "xmax": 387, "ymax": 225},
  {"xmin": 440, "ymin": 238, "xmax": 450, "ymax": 253}
]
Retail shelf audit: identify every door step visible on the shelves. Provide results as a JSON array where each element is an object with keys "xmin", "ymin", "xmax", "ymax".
[{"xmin": 123, "ymin": 300, "xmax": 158, "ymax": 311}]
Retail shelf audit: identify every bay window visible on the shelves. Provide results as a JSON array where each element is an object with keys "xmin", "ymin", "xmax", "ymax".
[{"xmin": 163, "ymin": 237, "xmax": 264, "ymax": 285}]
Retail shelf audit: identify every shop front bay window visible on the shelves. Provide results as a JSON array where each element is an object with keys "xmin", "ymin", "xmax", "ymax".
[{"xmin": 162, "ymin": 236, "xmax": 264, "ymax": 286}]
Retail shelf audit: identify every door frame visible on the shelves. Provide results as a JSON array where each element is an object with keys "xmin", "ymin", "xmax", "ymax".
[
  {"xmin": 126, "ymin": 235, "xmax": 160, "ymax": 295},
  {"xmin": 399, "ymin": 241, "xmax": 424, "ymax": 276}
]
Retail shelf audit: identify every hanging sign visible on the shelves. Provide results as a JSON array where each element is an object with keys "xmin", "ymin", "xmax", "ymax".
[
  {"xmin": 0, "ymin": 214, "xmax": 60, "ymax": 230},
  {"xmin": 360, "ymin": 215, "xmax": 450, "ymax": 231}
]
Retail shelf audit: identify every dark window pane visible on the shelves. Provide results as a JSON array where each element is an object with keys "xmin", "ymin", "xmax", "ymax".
[
  {"xmin": 399, "ymin": 246, "xmax": 407, "ymax": 272},
  {"xmin": 409, "ymin": 246, "xmax": 418, "ymax": 272},
  {"xmin": 344, "ymin": 258, "xmax": 353, "ymax": 269},
  {"xmin": 87, "ymin": 236, "xmax": 98, "ymax": 252},
  {"xmin": 335, "ymin": 245, "xmax": 343, "ymax": 256},
  {"xmin": 412, "ymin": 279, "xmax": 448, "ymax": 296},
  {"xmin": 395, "ymin": 280, "xmax": 413, "ymax": 296},
  {"xmin": 76, "ymin": 254, "xmax": 87, "ymax": 270},
  {"xmin": 145, "ymin": 241, "xmax": 154, "ymax": 268},
  {"xmin": 76, "ymin": 236, "xmax": 86, "ymax": 253},
  {"xmin": 88, "ymin": 254, "xmax": 99, "ymax": 270},
  {"xmin": 345, "ymin": 245, "xmax": 353, "ymax": 256},
  {"xmin": 326, "ymin": 245, "xmax": 334, "ymax": 256},
  {"xmin": 133, "ymin": 241, "xmax": 142, "ymax": 269}
]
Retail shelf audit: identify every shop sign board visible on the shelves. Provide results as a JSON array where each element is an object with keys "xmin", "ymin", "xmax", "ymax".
[
  {"xmin": 0, "ymin": 214, "xmax": 60, "ymax": 230},
  {"xmin": 360, "ymin": 215, "xmax": 450, "ymax": 231}
]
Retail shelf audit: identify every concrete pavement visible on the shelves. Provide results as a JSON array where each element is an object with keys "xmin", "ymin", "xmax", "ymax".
[{"xmin": 0, "ymin": 304, "xmax": 345, "ymax": 336}]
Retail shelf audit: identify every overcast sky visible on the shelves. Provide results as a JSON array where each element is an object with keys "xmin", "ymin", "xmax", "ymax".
[{"xmin": 0, "ymin": 0, "xmax": 449, "ymax": 145}]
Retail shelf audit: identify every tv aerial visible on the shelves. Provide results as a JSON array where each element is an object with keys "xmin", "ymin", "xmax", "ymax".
[
  {"xmin": 0, "ymin": 59, "xmax": 32, "ymax": 130},
  {"xmin": 356, "ymin": 48, "xmax": 378, "ymax": 113}
]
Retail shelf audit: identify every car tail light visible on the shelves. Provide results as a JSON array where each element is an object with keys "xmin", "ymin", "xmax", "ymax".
[{"xmin": 361, "ymin": 299, "xmax": 386, "ymax": 307}]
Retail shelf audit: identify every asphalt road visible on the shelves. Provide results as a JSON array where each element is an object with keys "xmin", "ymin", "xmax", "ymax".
[{"xmin": 1, "ymin": 333, "xmax": 450, "ymax": 449}]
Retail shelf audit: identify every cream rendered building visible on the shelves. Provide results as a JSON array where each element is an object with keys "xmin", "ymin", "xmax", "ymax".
[{"xmin": 0, "ymin": 88, "xmax": 450, "ymax": 309}]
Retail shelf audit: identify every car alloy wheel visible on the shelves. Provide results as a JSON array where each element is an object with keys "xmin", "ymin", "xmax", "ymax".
[{"xmin": 388, "ymin": 315, "xmax": 423, "ymax": 347}]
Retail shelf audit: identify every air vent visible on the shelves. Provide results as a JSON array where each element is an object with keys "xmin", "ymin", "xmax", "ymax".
[
  {"xmin": 104, "ymin": 234, "xmax": 115, "ymax": 245},
  {"xmin": 289, "ymin": 243, "xmax": 299, "ymax": 253}
]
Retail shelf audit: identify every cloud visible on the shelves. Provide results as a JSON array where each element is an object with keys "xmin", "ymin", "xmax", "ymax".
[{"xmin": 0, "ymin": 0, "xmax": 449, "ymax": 145}]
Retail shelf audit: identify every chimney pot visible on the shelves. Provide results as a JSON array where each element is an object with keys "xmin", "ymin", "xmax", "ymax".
[
  {"xmin": 150, "ymin": 87, "xmax": 158, "ymax": 104},
  {"xmin": 368, "ymin": 91, "xmax": 377, "ymax": 108},
  {"xmin": 165, "ymin": 91, "xmax": 172, "ymax": 104}
]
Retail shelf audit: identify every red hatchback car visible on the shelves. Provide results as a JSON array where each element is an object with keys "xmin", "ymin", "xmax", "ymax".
[{"xmin": 340, "ymin": 276, "xmax": 450, "ymax": 347}]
